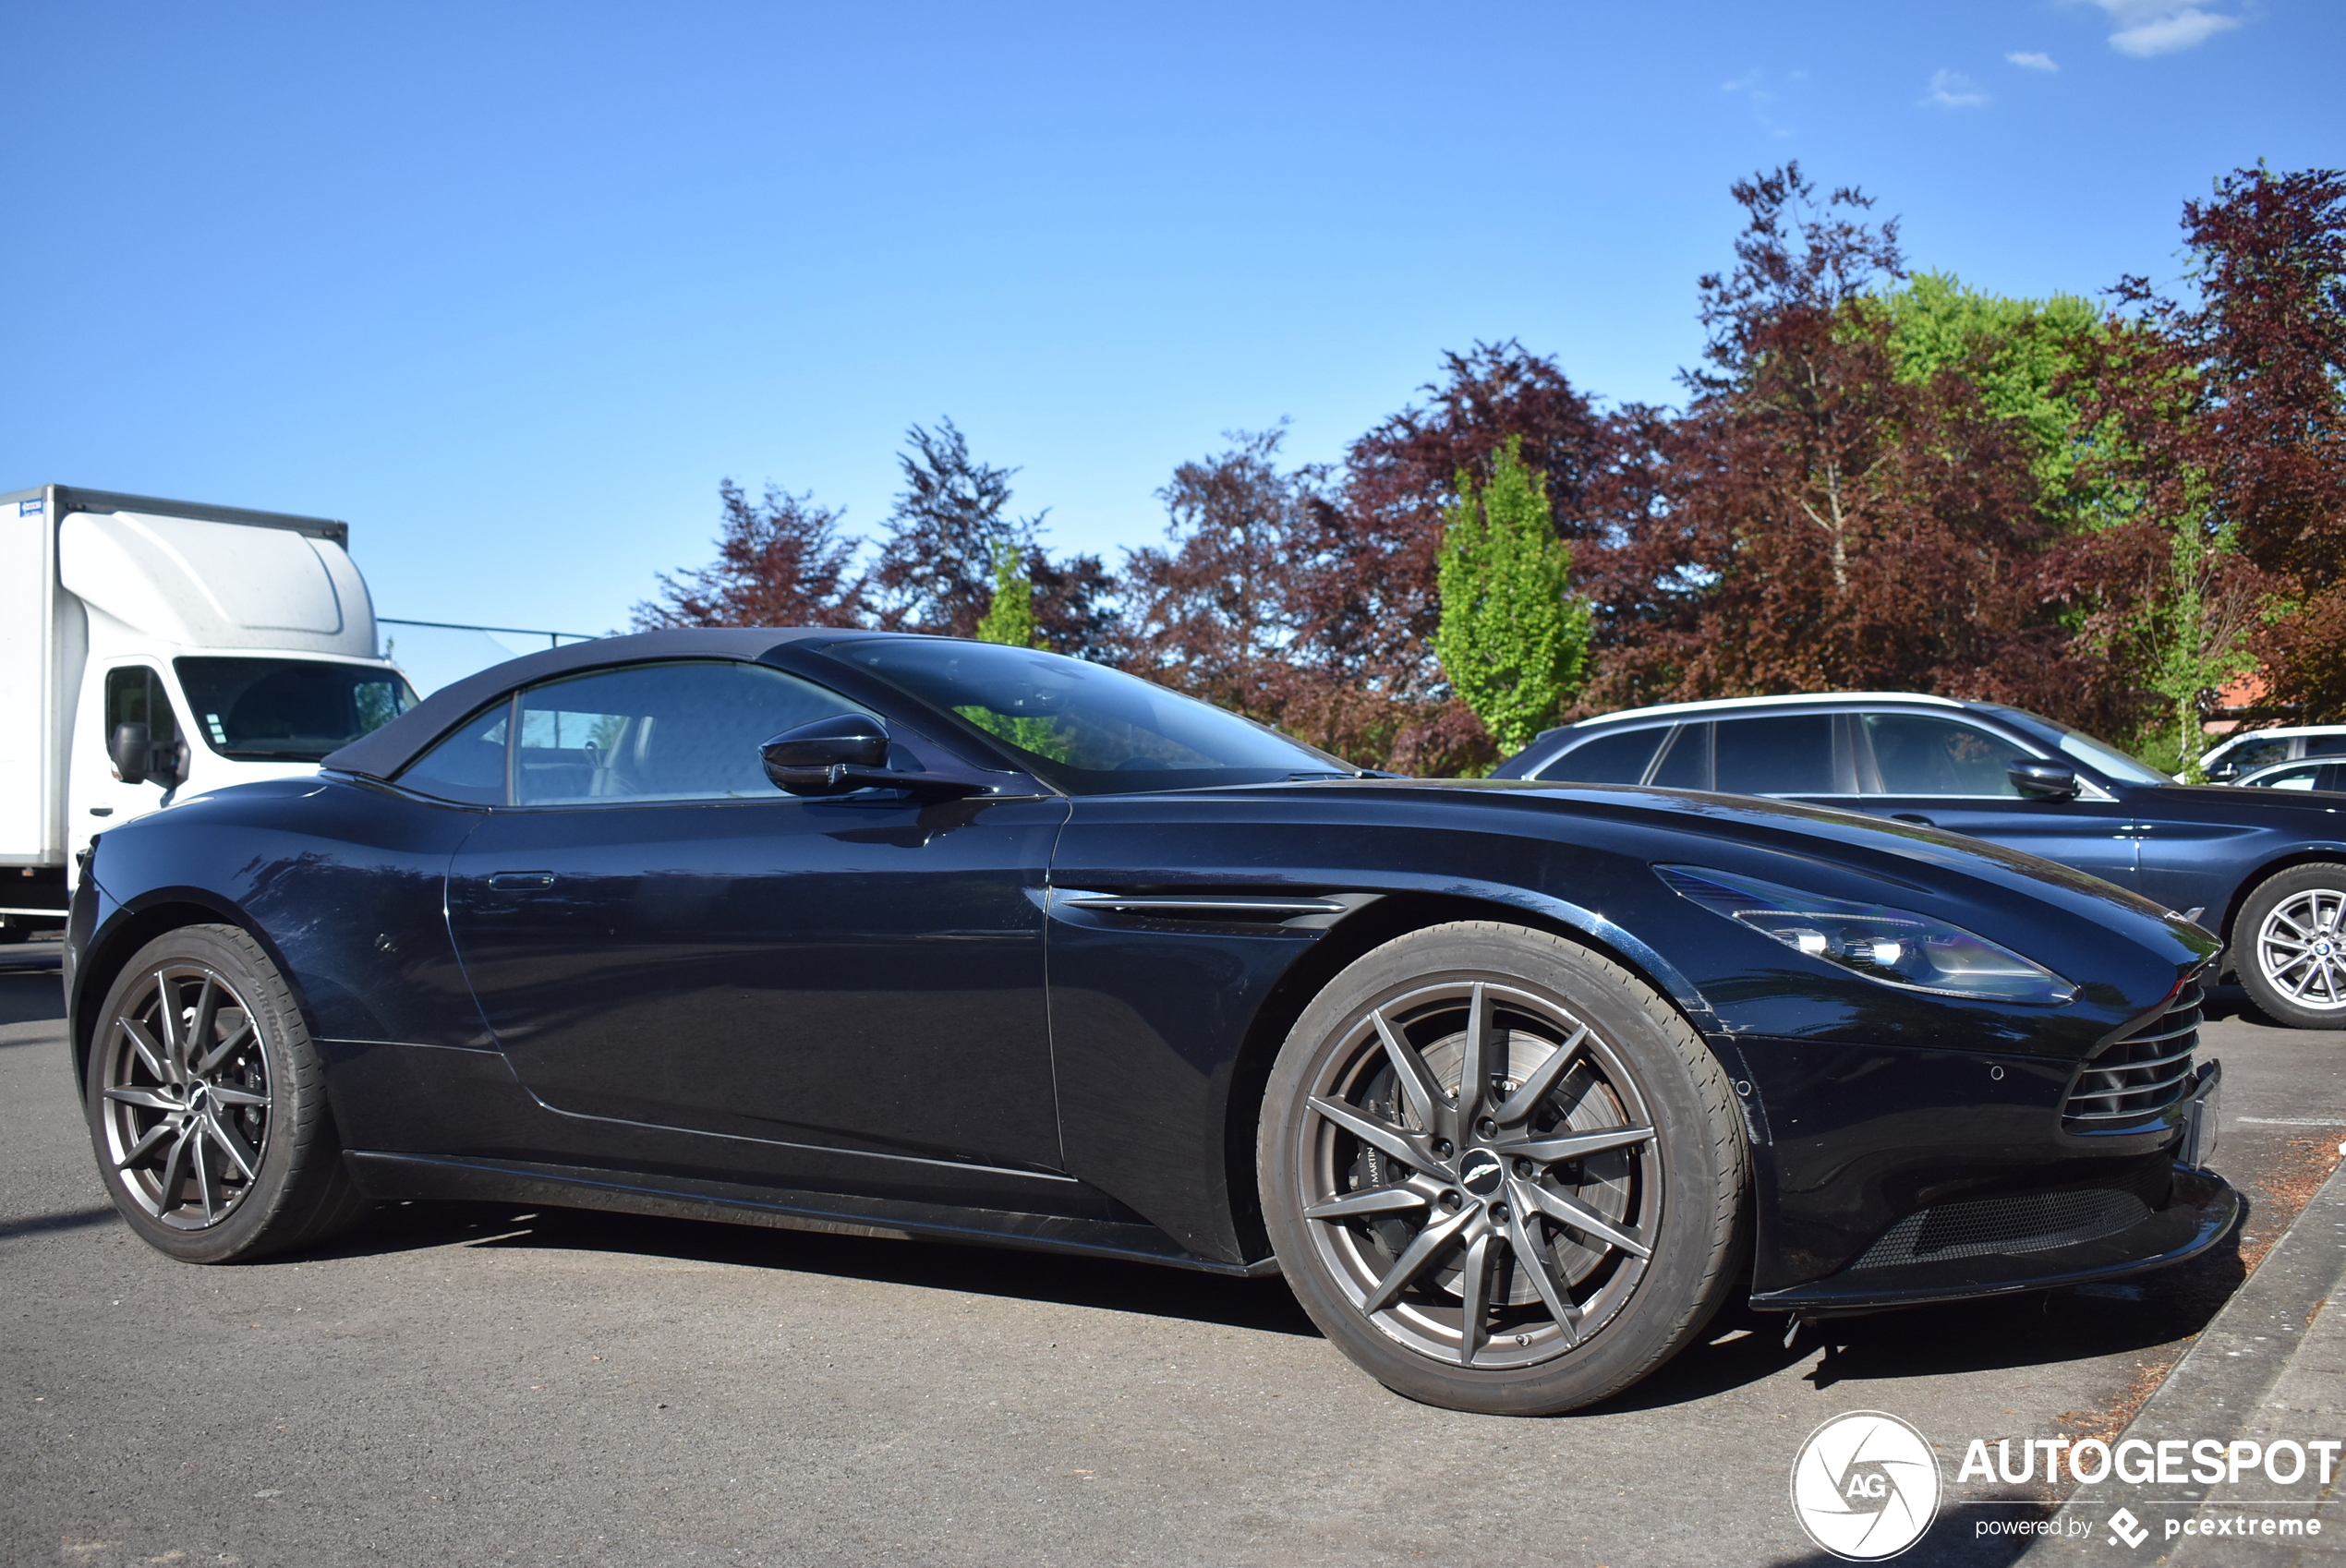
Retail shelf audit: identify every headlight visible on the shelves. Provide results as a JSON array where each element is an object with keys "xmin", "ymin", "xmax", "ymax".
[{"xmin": 1657, "ymin": 865, "xmax": 2077, "ymax": 1006}]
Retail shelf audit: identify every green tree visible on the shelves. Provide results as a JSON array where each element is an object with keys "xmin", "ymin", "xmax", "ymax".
[
  {"xmin": 974, "ymin": 539, "xmax": 1041, "ymax": 649},
  {"xmin": 1878, "ymin": 271, "xmax": 2110, "ymax": 519},
  {"xmin": 1433, "ymin": 437, "xmax": 1591, "ymax": 757}
]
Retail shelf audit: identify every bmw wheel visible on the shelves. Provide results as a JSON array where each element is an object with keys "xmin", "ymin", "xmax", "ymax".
[
  {"xmin": 2238, "ymin": 863, "xmax": 2346, "ymax": 1030},
  {"xmin": 85, "ymin": 924, "xmax": 369, "ymax": 1262},
  {"xmin": 1261, "ymin": 922, "xmax": 1748, "ymax": 1415}
]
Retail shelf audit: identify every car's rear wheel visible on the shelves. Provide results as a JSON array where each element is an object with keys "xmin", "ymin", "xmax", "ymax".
[
  {"xmin": 1260, "ymin": 922, "xmax": 1748, "ymax": 1415},
  {"xmin": 84, "ymin": 924, "xmax": 369, "ymax": 1262},
  {"xmin": 2238, "ymin": 863, "xmax": 2346, "ymax": 1030}
]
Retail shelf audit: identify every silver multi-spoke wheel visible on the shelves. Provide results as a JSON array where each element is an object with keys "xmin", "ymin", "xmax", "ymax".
[
  {"xmin": 1299, "ymin": 980, "xmax": 1661, "ymax": 1369},
  {"xmin": 2255, "ymin": 887, "xmax": 2346, "ymax": 1013},
  {"xmin": 98, "ymin": 962, "xmax": 274, "ymax": 1228}
]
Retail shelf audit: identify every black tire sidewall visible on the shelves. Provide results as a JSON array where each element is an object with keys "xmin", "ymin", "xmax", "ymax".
[
  {"xmin": 2237, "ymin": 863, "xmax": 2346, "ymax": 1031},
  {"xmin": 84, "ymin": 925, "xmax": 328, "ymax": 1263},
  {"xmin": 1260, "ymin": 922, "xmax": 1747, "ymax": 1417}
]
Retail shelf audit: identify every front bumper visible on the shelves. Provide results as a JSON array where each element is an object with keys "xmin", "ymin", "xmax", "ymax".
[
  {"xmin": 1737, "ymin": 1028, "xmax": 2236, "ymax": 1311},
  {"xmin": 1753, "ymin": 1163, "xmax": 2240, "ymax": 1312}
]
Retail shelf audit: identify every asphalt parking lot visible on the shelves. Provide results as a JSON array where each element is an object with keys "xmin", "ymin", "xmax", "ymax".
[{"xmin": 5, "ymin": 935, "xmax": 2342, "ymax": 1568}]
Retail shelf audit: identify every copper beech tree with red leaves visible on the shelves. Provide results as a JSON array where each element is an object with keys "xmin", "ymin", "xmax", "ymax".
[{"xmin": 1589, "ymin": 165, "xmax": 2106, "ymax": 730}]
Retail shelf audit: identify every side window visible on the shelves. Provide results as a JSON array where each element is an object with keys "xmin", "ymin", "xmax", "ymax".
[
  {"xmin": 103, "ymin": 666, "xmax": 182, "ymax": 755},
  {"xmin": 2220, "ymin": 736, "xmax": 2294, "ymax": 775},
  {"xmin": 1712, "ymin": 714, "xmax": 1834, "ymax": 795},
  {"xmin": 1860, "ymin": 714, "xmax": 2026, "ymax": 797},
  {"xmin": 1539, "ymin": 728, "xmax": 1669, "ymax": 784},
  {"xmin": 396, "ymin": 702, "xmax": 512, "ymax": 805},
  {"xmin": 513, "ymin": 661, "xmax": 862, "ymax": 805},
  {"xmin": 2255, "ymin": 764, "xmax": 2323, "ymax": 791},
  {"xmin": 1649, "ymin": 723, "xmax": 1711, "ymax": 790},
  {"xmin": 2305, "ymin": 735, "xmax": 2346, "ymax": 759}
]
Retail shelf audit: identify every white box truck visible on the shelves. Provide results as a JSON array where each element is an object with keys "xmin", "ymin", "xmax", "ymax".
[{"xmin": 1, "ymin": 485, "xmax": 417, "ymax": 937}]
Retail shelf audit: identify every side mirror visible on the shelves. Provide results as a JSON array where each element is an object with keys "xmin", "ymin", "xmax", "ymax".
[
  {"xmin": 758, "ymin": 714, "xmax": 985, "ymax": 799},
  {"xmin": 111, "ymin": 723, "xmax": 151, "ymax": 786},
  {"xmin": 2009, "ymin": 761, "xmax": 2079, "ymax": 800}
]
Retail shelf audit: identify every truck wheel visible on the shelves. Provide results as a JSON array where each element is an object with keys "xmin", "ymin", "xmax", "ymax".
[
  {"xmin": 2237, "ymin": 863, "xmax": 2346, "ymax": 1030},
  {"xmin": 1259, "ymin": 922, "xmax": 1748, "ymax": 1415},
  {"xmin": 84, "ymin": 924, "xmax": 369, "ymax": 1262}
]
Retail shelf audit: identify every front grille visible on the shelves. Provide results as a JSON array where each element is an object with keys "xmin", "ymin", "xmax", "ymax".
[
  {"xmin": 1849, "ymin": 1187, "xmax": 2151, "ymax": 1271},
  {"xmin": 2062, "ymin": 980, "xmax": 2203, "ymax": 1133}
]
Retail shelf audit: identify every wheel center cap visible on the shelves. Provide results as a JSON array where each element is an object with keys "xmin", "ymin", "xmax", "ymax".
[
  {"xmin": 186, "ymin": 1082, "xmax": 210, "ymax": 1112},
  {"xmin": 1458, "ymin": 1151, "xmax": 1504, "ymax": 1197}
]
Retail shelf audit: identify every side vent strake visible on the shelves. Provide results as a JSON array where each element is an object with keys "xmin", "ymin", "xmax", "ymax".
[{"xmin": 1051, "ymin": 890, "xmax": 1379, "ymax": 930}]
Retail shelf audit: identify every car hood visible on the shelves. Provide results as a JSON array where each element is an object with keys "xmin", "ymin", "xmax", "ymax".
[{"xmin": 1247, "ymin": 774, "xmax": 2212, "ymax": 943}]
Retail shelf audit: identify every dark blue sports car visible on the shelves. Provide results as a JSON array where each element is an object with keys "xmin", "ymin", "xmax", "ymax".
[
  {"xmin": 68, "ymin": 631, "xmax": 2235, "ymax": 1415},
  {"xmin": 1495, "ymin": 693, "xmax": 2346, "ymax": 1031}
]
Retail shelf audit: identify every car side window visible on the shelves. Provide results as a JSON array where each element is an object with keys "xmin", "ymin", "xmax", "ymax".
[
  {"xmin": 395, "ymin": 702, "xmax": 512, "ymax": 805},
  {"xmin": 1649, "ymin": 723, "xmax": 1711, "ymax": 789},
  {"xmin": 1859, "ymin": 714, "xmax": 2026, "ymax": 797},
  {"xmin": 2306, "ymin": 736, "xmax": 2346, "ymax": 759},
  {"xmin": 513, "ymin": 660, "xmax": 861, "ymax": 805},
  {"xmin": 2254, "ymin": 764, "xmax": 2323, "ymax": 791},
  {"xmin": 1712, "ymin": 714, "xmax": 1834, "ymax": 795},
  {"xmin": 1538, "ymin": 728, "xmax": 1670, "ymax": 784}
]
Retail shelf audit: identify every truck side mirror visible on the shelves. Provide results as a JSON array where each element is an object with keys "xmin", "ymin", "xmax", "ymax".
[
  {"xmin": 2009, "ymin": 761, "xmax": 2079, "ymax": 800},
  {"xmin": 111, "ymin": 723, "xmax": 151, "ymax": 786}
]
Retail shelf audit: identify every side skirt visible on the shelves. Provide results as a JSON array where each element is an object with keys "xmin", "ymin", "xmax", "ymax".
[{"xmin": 343, "ymin": 1151, "xmax": 1285, "ymax": 1279}]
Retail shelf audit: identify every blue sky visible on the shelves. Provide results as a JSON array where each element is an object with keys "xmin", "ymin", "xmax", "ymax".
[{"xmin": 4, "ymin": 1, "xmax": 2339, "ymax": 654}]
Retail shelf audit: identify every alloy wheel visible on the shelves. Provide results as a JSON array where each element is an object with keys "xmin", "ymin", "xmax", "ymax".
[
  {"xmin": 1296, "ymin": 980, "xmax": 1662, "ymax": 1370},
  {"xmin": 2255, "ymin": 887, "xmax": 2346, "ymax": 1013},
  {"xmin": 97, "ymin": 963, "xmax": 275, "ymax": 1228}
]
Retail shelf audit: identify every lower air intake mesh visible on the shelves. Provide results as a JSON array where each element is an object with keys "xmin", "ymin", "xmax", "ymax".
[{"xmin": 1848, "ymin": 1187, "xmax": 2151, "ymax": 1272}]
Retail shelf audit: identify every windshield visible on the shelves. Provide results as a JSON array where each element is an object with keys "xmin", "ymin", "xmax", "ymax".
[
  {"xmin": 1979, "ymin": 706, "xmax": 2174, "ymax": 786},
  {"xmin": 175, "ymin": 657, "xmax": 419, "ymax": 762},
  {"xmin": 828, "ymin": 638, "xmax": 1357, "ymax": 795}
]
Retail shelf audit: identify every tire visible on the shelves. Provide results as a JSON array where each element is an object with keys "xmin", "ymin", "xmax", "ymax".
[
  {"xmin": 84, "ymin": 923, "xmax": 370, "ymax": 1262},
  {"xmin": 1259, "ymin": 922, "xmax": 1748, "ymax": 1416},
  {"xmin": 2236, "ymin": 863, "xmax": 2346, "ymax": 1030}
]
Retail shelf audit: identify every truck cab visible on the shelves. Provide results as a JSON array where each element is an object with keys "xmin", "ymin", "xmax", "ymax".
[{"xmin": 2, "ymin": 486, "xmax": 418, "ymax": 935}]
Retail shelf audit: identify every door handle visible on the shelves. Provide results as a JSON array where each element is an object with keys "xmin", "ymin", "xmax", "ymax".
[
  {"xmin": 1890, "ymin": 814, "xmax": 1936, "ymax": 827},
  {"xmin": 487, "ymin": 871, "xmax": 556, "ymax": 890}
]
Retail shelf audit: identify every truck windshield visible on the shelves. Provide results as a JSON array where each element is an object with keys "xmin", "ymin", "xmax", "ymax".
[{"xmin": 175, "ymin": 658, "xmax": 418, "ymax": 762}]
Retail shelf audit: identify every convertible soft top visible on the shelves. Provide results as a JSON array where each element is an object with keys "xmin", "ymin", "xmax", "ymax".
[{"xmin": 326, "ymin": 626, "xmax": 845, "ymax": 781}]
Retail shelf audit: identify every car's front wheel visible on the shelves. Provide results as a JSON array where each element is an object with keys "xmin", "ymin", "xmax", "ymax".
[
  {"xmin": 84, "ymin": 923, "xmax": 369, "ymax": 1262},
  {"xmin": 1260, "ymin": 922, "xmax": 1748, "ymax": 1416},
  {"xmin": 2237, "ymin": 863, "xmax": 2346, "ymax": 1030}
]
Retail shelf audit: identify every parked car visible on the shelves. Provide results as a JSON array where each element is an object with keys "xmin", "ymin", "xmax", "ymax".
[
  {"xmin": 1494, "ymin": 693, "xmax": 2346, "ymax": 1029},
  {"xmin": 71, "ymin": 633, "xmax": 2232, "ymax": 1416},
  {"xmin": 2200, "ymin": 725, "xmax": 2346, "ymax": 784},
  {"xmin": 2236, "ymin": 758, "xmax": 2346, "ymax": 794}
]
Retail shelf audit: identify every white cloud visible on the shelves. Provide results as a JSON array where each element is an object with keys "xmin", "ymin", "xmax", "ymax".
[
  {"xmin": 1723, "ymin": 69, "xmax": 1796, "ymax": 137},
  {"xmin": 2006, "ymin": 51, "xmax": 2060, "ymax": 70},
  {"xmin": 2088, "ymin": 1, "xmax": 2244, "ymax": 56},
  {"xmin": 1921, "ymin": 69, "xmax": 1989, "ymax": 108}
]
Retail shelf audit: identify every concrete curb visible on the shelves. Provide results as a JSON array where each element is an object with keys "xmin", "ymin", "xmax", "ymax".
[{"xmin": 2022, "ymin": 1155, "xmax": 2346, "ymax": 1562}]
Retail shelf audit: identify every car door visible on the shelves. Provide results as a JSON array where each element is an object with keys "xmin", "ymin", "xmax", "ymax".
[
  {"xmin": 438, "ymin": 657, "xmax": 1070, "ymax": 1187},
  {"xmin": 1844, "ymin": 710, "xmax": 2145, "ymax": 890}
]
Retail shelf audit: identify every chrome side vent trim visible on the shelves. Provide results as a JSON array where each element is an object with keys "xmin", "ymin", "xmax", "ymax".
[
  {"xmin": 2063, "ymin": 979, "xmax": 2205, "ymax": 1133},
  {"xmin": 1052, "ymin": 890, "xmax": 1378, "ymax": 929}
]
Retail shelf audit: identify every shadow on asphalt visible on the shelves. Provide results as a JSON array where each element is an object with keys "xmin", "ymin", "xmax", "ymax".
[
  {"xmin": 310, "ymin": 1198, "xmax": 1331, "ymax": 1339},
  {"xmin": 1598, "ymin": 1228, "xmax": 2243, "ymax": 1418},
  {"xmin": 281, "ymin": 1189, "xmax": 2247, "ymax": 1407},
  {"xmin": 0, "ymin": 947, "xmax": 67, "ymax": 1028}
]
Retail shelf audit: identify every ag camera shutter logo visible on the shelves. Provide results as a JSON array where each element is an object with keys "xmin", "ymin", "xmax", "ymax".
[{"xmin": 1791, "ymin": 1411, "xmax": 1942, "ymax": 1560}]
